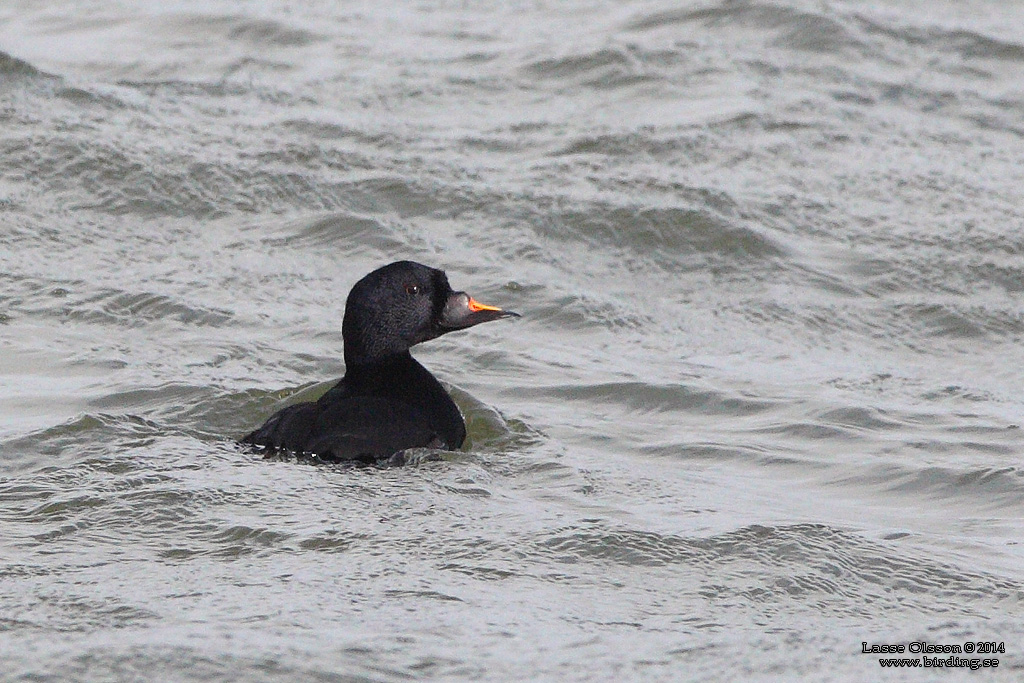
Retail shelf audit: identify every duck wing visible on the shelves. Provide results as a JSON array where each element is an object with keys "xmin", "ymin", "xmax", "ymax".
[{"xmin": 241, "ymin": 395, "xmax": 443, "ymax": 462}]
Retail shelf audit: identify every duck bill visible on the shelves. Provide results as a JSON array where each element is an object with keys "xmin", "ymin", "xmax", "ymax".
[{"xmin": 439, "ymin": 291, "xmax": 520, "ymax": 330}]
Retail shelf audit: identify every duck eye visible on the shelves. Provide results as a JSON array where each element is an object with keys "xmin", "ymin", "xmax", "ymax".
[{"xmin": 404, "ymin": 284, "xmax": 420, "ymax": 296}]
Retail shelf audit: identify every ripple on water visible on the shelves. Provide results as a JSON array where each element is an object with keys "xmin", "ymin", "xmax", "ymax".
[
  {"xmin": 514, "ymin": 381, "xmax": 777, "ymax": 417},
  {"xmin": 855, "ymin": 14, "xmax": 1024, "ymax": 63},
  {"xmin": 1, "ymin": 414, "xmax": 164, "ymax": 470},
  {"xmin": 534, "ymin": 203, "xmax": 785, "ymax": 271},
  {"xmin": 53, "ymin": 289, "xmax": 234, "ymax": 328},
  {"xmin": 533, "ymin": 522, "xmax": 1022, "ymax": 619},
  {"xmin": 523, "ymin": 46, "xmax": 663, "ymax": 91},
  {"xmin": 827, "ymin": 463, "xmax": 1024, "ymax": 511}
]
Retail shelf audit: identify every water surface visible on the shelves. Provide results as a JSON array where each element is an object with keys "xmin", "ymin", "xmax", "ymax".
[{"xmin": 2, "ymin": 0, "xmax": 1024, "ymax": 680}]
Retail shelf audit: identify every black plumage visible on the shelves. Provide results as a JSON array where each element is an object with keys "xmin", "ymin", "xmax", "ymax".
[{"xmin": 241, "ymin": 261, "xmax": 518, "ymax": 462}]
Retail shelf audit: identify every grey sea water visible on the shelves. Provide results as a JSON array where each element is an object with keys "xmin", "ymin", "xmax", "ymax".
[{"xmin": 2, "ymin": 0, "xmax": 1024, "ymax": 680}]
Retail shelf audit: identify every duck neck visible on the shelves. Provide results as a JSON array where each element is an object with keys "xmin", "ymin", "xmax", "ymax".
[
  {"xmin": 344, "ymin": 351, "xmax": 419, "ymax": 389},
  {"xmin": 343, "ymin": 351, "xmax": 452, "ymax": 405},
  {"xmin": 341, "ymin": 351, "xmax": 466, "ymax": 449}
]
